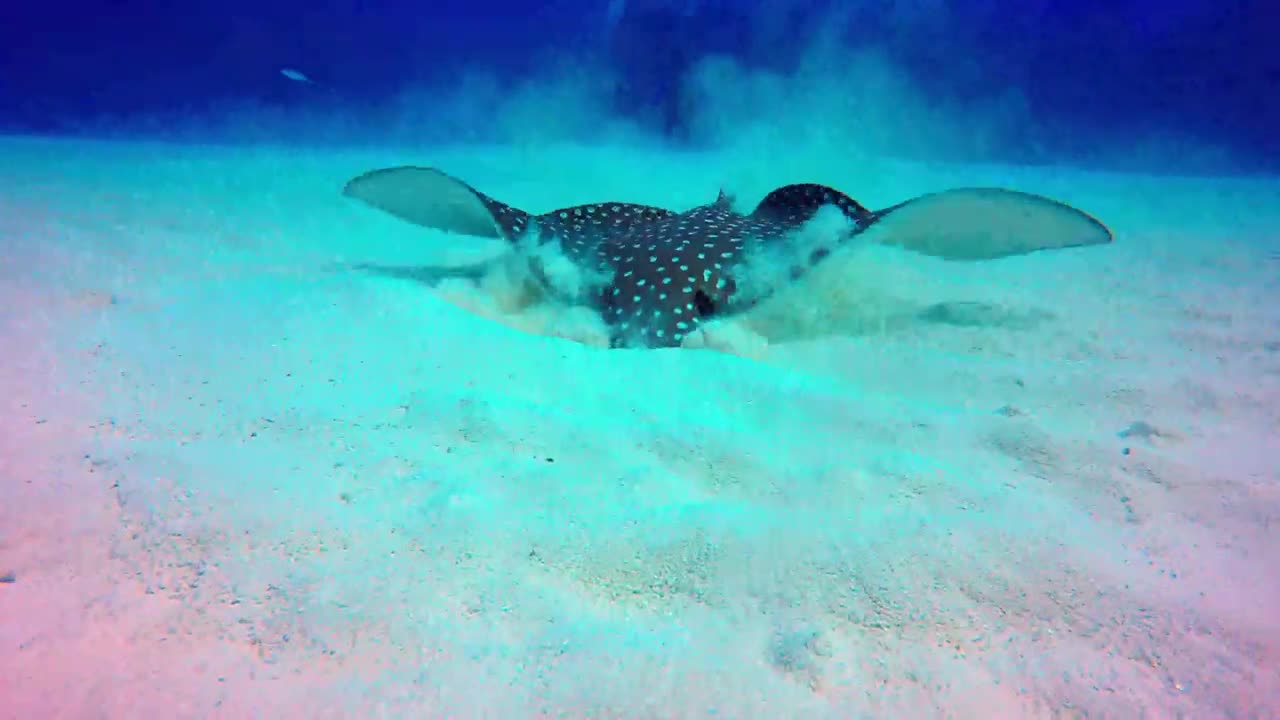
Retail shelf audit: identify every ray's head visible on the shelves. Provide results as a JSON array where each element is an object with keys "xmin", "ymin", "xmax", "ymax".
[{"xmin": 598, "ymin": 207, "xmax": 751, "ymax": 348}]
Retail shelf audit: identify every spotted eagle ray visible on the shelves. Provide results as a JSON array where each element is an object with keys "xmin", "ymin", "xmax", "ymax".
[{"xmin": 342, "ymin": 166, "xmax": 1113, "ymax": 349}]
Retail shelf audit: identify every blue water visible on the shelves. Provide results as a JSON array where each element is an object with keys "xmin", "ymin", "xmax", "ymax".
[{"xmin": 3, "ymin": 0, "xmax": 1277, "ymax": 171}]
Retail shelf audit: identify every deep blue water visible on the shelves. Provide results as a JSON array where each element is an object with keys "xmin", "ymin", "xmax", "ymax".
[{"xmin": 2, "ymin": 0, "xmax": 1277, "ymax": 172}]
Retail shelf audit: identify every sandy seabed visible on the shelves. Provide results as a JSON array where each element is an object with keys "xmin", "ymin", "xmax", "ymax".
[{"xmin": 1, "ymin": 135, "xmax": 1278, "ymax": 718}]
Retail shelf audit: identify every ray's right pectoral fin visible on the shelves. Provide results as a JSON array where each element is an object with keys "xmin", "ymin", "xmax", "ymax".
[
  {"xmin": 342, "ymin": 166, "xmax": 534, "ymax": 241},
  {"xmin": 869, "ymin": 187, "xmax": 1113, "ymax": 261}
]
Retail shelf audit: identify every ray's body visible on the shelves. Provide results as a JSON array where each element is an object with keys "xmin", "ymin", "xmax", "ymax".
[{"xmin": 342, "ymin": 166, "xmax": 1113, "ymax": 349}]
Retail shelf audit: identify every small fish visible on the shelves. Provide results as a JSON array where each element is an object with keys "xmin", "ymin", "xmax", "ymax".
[
  {"xmin": 342, "ymin": 166, "xmax": 1114, "ymax": 349},
  {"xmin": 280, "ymin": 68, "xmax": 318, "ymax": 85}
]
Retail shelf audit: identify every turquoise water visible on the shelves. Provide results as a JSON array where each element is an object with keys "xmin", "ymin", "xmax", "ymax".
[
  {"xmin": 2, "ymin": 135, "xmax": 1276, "ymax": 716},
  {"xmin": 2, "ymin": 7, "xmax": 1279, "ymax": 716}
]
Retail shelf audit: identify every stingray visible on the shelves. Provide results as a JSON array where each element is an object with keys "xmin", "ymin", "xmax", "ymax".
[{"xmin": 342, "ymin": 166, "xmax": 1113, "ymax": 349}]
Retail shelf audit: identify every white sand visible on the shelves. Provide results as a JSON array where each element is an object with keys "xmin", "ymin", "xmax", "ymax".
[{"xmin": 2, "ymin": 135, "xmax": 1278, "ymax": 717}]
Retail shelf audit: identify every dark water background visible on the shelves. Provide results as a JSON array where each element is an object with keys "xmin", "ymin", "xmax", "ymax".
[{"xmin": 1, "ymin": 0, "xmax": 1276, "ymax": 172}]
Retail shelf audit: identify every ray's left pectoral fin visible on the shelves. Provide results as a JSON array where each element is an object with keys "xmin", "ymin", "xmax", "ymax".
[
  {"xmin": 868, "ymin": 187, "xmax": 1113, "ymax": 261},
  {"xmin": 342, "ymin": 166, "xmax": 532, "ymax": 241}
]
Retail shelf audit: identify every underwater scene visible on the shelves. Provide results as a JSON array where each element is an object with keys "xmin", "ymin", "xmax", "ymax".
[{"xmin": 1, "ymin": 1, "xmax": 1277, "ymax": 717}]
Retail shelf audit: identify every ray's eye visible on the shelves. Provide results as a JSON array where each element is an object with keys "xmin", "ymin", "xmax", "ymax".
[{"xmin": 693, "ymin": 289, "xmax": 716, "ymax": 317}]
